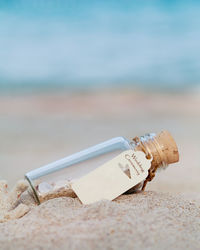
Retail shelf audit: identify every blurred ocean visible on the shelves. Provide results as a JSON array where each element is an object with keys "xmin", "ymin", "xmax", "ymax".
[{"xmin": 0, "ymin": 0, "xmax": 200, "ymax": 91}]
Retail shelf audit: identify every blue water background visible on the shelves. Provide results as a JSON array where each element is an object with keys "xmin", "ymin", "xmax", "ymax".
[{"xmin": 0, "ymin": 0, "xmax": 200, "ymax": 91}]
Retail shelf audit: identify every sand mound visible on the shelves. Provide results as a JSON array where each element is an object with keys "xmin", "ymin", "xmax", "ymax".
[{"xmin": 0, "ymin": 191, "xmax": 199, "ymax": 250}]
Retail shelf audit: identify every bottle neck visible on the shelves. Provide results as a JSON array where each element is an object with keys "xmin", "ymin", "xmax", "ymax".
[
  {"xmin": 132, "ymin": 133, "xmax": 168, "ymax": 170},
  {"xmin": 129, "ymin": 130, "xmax": 179, "ymax": 191}
]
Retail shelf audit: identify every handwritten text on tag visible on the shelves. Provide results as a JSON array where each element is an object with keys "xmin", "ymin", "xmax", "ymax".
[{"xmin": 71, "ymin": 150, "xmax": 152, "ymax": 204}]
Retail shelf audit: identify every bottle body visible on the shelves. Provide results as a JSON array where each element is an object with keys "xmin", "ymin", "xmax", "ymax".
[{"xmin": 25, "ymin": 137, "xmax": 134, "ymax": 203}]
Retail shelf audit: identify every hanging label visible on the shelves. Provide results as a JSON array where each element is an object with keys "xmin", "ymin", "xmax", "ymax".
[{"xmin": 71, "ymin": 150, "xmax": 152, "ymax": 204}]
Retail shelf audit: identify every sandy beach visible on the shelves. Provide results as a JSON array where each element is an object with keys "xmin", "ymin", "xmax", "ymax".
[
  {"xmin": 0, "ymin": 90, "xmax": 200, "ymax": 249},
  {"xmin": 0, "ymin": 191, "xmax": 200, "ymax": 250}
]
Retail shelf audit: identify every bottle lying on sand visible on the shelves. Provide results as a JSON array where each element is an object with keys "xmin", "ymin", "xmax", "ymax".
[{"xmin": 25, "ymin": 130, "xmax": 179, "ymax": 204}]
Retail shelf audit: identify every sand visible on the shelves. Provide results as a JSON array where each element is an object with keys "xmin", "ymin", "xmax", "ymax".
[
  {"xmin": 1, "ymin": 90, "xmax": 200, "ymax": 195},
  {"xmin": 0, "ymin": 190, "xmax": 199, "ymax": 250},
  {"xmin": 0, "ymin": 90, "xmax": 200, "ymax": 249}
]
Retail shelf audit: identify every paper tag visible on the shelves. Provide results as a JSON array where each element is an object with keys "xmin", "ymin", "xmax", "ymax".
[{"xmin": 71, "ymin": 150, "xmax": 152, "ymax": 204}]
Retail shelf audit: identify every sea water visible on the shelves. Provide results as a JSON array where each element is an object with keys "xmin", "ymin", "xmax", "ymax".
[{"xmin": 0, "ymin": 0, "xmax": 200, "ymax": 91}]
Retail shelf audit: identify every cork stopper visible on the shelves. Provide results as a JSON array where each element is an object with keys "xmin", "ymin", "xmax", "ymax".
[
  {"xmin": 135, "ymin": 130, "xmax": 179, "ymax": 168},
  {"xmin": 153, "ymin": 130, "xmax": 179, "ymax": 165}
]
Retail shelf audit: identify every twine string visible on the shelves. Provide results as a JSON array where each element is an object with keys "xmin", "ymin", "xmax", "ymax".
[{"xmin": 132, "ymin": 136, "xmax": 156, "ymax": 191}]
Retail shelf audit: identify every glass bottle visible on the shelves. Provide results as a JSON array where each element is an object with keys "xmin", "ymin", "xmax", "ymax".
[{"xmin": 25, "ymin": 130, "xmax": 179, "ymax": 204}]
